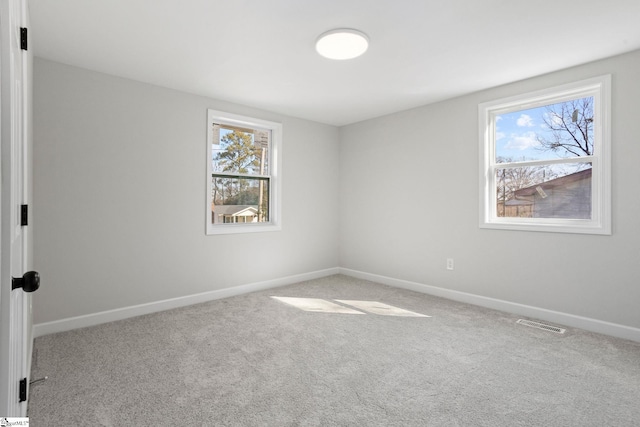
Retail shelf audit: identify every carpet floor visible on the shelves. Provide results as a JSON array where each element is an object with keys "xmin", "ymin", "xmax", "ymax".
[{"xmin": 28, "ymin": 275, "xmax": 640, "ymax": 426}]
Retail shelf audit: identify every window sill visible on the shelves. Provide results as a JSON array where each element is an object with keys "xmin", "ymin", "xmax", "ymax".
[
  {"xmin": 480, "ymin": 218, "xmax": 610, "ymax": 235},
  {"xmin": 206, "ymin": 222, "xmax": 282, "ymax": 235}
]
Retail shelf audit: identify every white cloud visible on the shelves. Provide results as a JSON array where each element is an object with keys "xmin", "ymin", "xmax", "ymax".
[
  {"xmin": 504, "ymin": 132, "xmax": 540, "ymax": 150},
  {"xmin": 496, "ymin": 131, "xmax": 506, "ymax": 140},
  {"xmin": 544, "ymin": 111, "xmax": 563, "ymax": 126},
  {"xmin": 517, "ymin": 114, "xmax": 534, "ymax": 127}
]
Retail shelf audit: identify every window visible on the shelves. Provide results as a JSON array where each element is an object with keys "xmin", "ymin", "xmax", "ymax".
[
  {"xmin": 206, "ymin": 110, "xmax": 282, "ymax": 234},
  {"xmin": 479, "ymin": 75, "xmax": 611, "ymax": 234}
]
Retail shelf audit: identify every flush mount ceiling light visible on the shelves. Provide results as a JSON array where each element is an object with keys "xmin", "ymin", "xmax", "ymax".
[{"xmin": 315, "ymin": 29, "xmax": 369, "ymax": 60}]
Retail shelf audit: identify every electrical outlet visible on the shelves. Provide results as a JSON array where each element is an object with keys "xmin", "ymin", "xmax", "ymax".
[{"xmin": 446, "ymin": 258, "xmax": 454, "ymax": 270}]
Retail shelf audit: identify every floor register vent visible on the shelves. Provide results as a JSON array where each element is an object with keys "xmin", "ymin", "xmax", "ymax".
[{"xmin": 516, "ymin": 319, "xmax": 566, "ymax": 334}]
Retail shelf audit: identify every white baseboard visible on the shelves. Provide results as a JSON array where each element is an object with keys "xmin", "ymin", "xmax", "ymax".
[
  {"xmin": 33, "ymin": 267, "xmax": 339, "ymax": 338},
  {"xmin": 33, "ymin": 266, "xmax": 640, "ymax": 343},
  {"xmin": 339, "ymin": 268, "xmax": 640, "ymax": 343}
]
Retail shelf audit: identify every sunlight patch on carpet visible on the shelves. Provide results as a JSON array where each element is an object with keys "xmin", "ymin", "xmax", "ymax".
[
  {"xmin": 335, "ymin": 300, "xmax": 431, "ymax": 317},
  {"xmin": 271, "ymin": 297, "xmax": 365, "ymax": 314},
  {"xmin": 271, "ymin": 297, "xmax": 430, "ymax": 317}
]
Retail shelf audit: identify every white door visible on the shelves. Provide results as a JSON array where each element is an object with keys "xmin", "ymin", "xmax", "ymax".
[{"xmin": 0, "ymin": 0, "xmax": 34, "ymax": 417}]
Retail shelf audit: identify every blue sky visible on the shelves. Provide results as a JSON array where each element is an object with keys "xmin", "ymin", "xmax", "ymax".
[
  {"xmin": 494, "ymin": 101, "xmax": 594, "ymax": 178},
  {"xmin": 495, "ymin": 105, "xmax": 559, "ymax": 162}
]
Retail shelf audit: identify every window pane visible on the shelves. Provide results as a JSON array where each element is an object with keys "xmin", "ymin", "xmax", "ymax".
[
  {"xmin": 495, "ymin": 96, "xmax": 594, "ymax": 163},
  {"xmin": 211, "ymin": 124, "xmax": 269, "ymax": 176},
  {"xmin": 496, "ymin": 163, "xmax": 592, "ymax": 219},
  {"xmin": 211, "ymin": 176, "xmax": 269, "ymax": 224}
]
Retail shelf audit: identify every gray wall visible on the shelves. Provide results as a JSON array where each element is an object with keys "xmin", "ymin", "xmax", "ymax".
[
  {"xmin": 33, "ymin": 58, "xmax": 340, "ymax": 324},
  {"xmin": 339, "ymin": 49, "xmax": 640, "ymax": 329},
  {"xmin": 34, "ymin": 50, "xmax": 640, "ymax": 332}
]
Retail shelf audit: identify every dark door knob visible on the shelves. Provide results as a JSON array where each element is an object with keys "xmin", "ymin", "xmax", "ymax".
[{"xmin": 12, "ymin": 271, "xmax": 40, "ymax": 292}]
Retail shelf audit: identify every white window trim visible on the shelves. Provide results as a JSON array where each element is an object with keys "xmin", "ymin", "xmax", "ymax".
[
  {"xmin": 478, "ymin": 75, "xmax": 611, "ymax": 235},
  {"xmin": 206, "ymin": 109, "xmax": 282, "ymax": 235}
]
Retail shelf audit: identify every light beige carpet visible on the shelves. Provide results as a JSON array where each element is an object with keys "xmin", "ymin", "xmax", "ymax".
[{"xmin": 28, "ymin": 275, "xmax": 640, "ymax": 426}]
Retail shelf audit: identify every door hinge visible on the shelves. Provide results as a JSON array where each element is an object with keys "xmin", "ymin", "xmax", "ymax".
[
  {"xmin": 20, "ymin": 27, "xmax": 28, "ymax": 50},
  {"xmin": 21, "ymin": 204, "xmax": 28, "ymax": 226},
  {"xmin": 19, "ymin": 378, "xmax": 27, "ymax": 402}
]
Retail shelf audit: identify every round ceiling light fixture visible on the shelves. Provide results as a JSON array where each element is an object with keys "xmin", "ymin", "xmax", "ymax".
[{"xmin": 315, "ymin": 29, "xmax": 369, "ymax": 60}]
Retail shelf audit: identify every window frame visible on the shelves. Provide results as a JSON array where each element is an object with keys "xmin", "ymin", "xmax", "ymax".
[
  {"xmin": 206, "ymin": 109, "xmax": 282, "ymax": 235},
  {"xmin": 478, "ymin": 75, "xmax": 611, "ymax": 235}
]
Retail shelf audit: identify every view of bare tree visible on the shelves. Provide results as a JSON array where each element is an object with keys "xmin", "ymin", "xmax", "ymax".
[
  {"xmin": 537, "ymin": 97, "xmax": 593, "ymax": 157},
  {"xmin": 496, "ymin": 157, "xmax": 558, "ymax": 204}
]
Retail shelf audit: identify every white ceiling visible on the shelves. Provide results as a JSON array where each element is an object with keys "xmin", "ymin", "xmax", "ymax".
[{"xmin": 29, "ymin": 0, "xmax": 640, "ymax": 126}]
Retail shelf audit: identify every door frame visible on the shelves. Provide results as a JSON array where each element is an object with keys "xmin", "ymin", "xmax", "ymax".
[{"xmin": 0, "ymin": 0, "xmax": 33, "ymax": 417}]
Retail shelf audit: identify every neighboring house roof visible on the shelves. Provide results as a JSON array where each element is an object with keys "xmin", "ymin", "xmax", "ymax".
[
  {"xmin": 213, "ymin": 205, "xmax": 258, "ymax": 216},
  {"xmin": 514, "ymin": 168, "xmax": 592, "ymax": 197}
]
